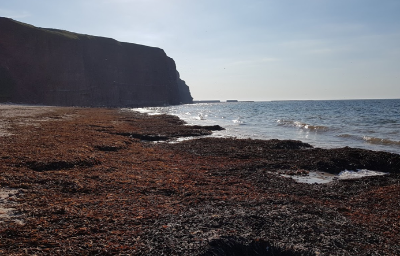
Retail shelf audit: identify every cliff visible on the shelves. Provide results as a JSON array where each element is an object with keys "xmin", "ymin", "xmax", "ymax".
[{"xmin": 0, "ymin": 17, "xmax": 193, "ymax": 107}]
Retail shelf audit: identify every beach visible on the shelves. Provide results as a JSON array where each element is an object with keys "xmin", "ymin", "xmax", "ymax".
[{"xmin": 1, "ymin": 105, "xmax": 399, "ymax": 255}]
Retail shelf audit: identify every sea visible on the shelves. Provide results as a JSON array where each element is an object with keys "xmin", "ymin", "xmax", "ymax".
[{"xmin": 133, "ymin": 99, "xmax": 400, "ymax": 155}]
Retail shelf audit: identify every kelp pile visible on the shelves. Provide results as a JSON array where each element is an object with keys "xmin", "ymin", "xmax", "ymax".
[{"xmin": 0, "ymin": 107, "xmax": 399, "ymax": 255}]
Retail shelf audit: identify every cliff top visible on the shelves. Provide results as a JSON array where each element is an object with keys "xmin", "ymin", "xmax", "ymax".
[{"xmin": 0, "ymin": 16, "xmax": 162, "ymax": 50}]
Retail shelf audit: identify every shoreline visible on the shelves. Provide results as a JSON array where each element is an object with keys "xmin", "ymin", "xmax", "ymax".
[
  {"xmin": 136, "ymin": 101, "xmax": 400, "ymax": 155},
  {"xmin": 0, "ymin": 106, "xmax": 399, "ymax": 255}
]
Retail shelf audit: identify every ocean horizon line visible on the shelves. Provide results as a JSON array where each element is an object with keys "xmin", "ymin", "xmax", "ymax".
[{"xmin": 192, "ymin": 98, "xmax": 400, "ymax": 103}]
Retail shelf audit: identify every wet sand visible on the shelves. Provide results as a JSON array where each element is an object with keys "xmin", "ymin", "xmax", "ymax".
[{"xmin": 0, "ymin": 105, "xmax": 399, "ymax": 255}]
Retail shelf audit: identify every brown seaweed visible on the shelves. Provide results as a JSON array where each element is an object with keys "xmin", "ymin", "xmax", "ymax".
[{"xmin": 0, "ymin": 107, "xmax": 399, "ymax": 255}]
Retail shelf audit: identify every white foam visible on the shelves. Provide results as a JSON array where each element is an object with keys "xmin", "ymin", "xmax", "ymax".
[
  {"xmin": 281, "ymin": 171, "xmax": 335, "ymax": 184},
  {"xmin": 282, "ymin": 169, "xmax": 388, "ymax": 184},
  {"xmin": 196, "ymin": 113, "xmax": 207, "ymax": 120},
  {"xmin": 338, "ymin": 169, "xmax": 388, "ymax": 179},
  {"xmin": 132, "ymin": 107, "xmax": 168, "ymax": 115},
  {"xmin": 277, "ymin": 119, "xmax": 328, "ymax": 131},
  {"xmin": 233, "ymin": 117, "xmax": 245, "ymax": 124}
]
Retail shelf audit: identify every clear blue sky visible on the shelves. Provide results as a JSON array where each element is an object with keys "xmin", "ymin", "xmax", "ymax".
[{"xmin": 1, "ymin": 0, "xmax": 399, "ymax": 101}]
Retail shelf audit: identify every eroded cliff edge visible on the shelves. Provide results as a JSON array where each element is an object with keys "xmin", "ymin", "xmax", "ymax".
[{"xmin": 0, "ymin": 17, "xmax": 193, "ymax": 107}]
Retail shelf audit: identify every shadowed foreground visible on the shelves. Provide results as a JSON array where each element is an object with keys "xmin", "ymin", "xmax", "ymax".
[{"xmin": 0, "ymin": 106, "xmax": 399, "ymax": 255}]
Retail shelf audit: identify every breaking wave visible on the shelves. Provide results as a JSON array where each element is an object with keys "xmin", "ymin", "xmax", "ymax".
[
  {"xmin": 277, "ymin": 119, "xmax": 329, "ymax": 131},
  {"xmin": 131, "ymin": 99, "xmax": 400, "ymax": 155},
  {"xmin": 196, "ymin": 113, "xmax": 207, "ymax": 120},
  {"xmin": 233, "ymin": 117, "xmax": 245, "ymax": 125},
  {"xmin": 363, "ymin": 136, "xmax": 400, "ymax": 146},
  {"xmin": 338, "ymin": 134, "xmax": 400, "ymax": 147}
]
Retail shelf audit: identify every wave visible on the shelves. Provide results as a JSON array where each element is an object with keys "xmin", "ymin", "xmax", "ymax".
[
  {"xmin": 363, "ymin": 136, "xmax": 400, "ymax": 146},
  {"xmin": 338, "ymin": 134, "xmax": 400, "ymax": 146},
  {"xmin": 277, "ymin": 119, "xmax": 328, "ymax": 131},
  {"xmin": 232, "ymin": 117, "xmax": 246, "ymax": 125},
  {"xmin": 133, "ymin": 107, "xmax": 166, "ymax": 115},
  {"xmin": 338, "ymin": 134, "xmax": 358, "ymax": 139},
  {"xmin": 196, "ymin": 113, "xmax": 207, "ymax": 120}
]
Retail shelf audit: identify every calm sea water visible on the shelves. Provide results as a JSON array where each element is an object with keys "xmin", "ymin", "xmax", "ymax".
[{"xmin": 134, "ymin": 99, "xmax": 400, "ymax": 155}]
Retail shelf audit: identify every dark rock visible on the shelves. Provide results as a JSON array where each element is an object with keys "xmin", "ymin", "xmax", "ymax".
[
  {"xmin": 25, "ymin": 158, "xmax": 100, "ymax": 171},
  {"xmin": 116, "ymin": 132, "xmax": 169, "ymax": 141},
  {"xmin": 161, "ymin": 137, "xmax": 400, "ymax": 174},
  {"xmin": 0, "ymin": 17, "xmax": 193, "ymax": 107},
  {"xmin": 190, "ymin": 125, "xmax": 225, "ymax": 131},
  {"xmin": 201, "ymin": 236, "xmax": 312, "ymax": 256},
  {"xmin": 94, "ymin": 145, "xmax": 122, "ymax": 152},
  {"xmin": 176, "ymin": 71, "xmax": 193, "ymax": 104}
]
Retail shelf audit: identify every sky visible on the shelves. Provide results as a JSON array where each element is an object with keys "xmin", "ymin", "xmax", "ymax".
[{"xmin": 1, "ymin": 0, "xmax": 399, "ymax": 101}]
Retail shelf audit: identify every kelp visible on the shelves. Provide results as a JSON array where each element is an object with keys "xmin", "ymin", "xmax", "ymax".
[{"xmin": 0, "ymin": 107, "xmax": 399, "ymax": 255}]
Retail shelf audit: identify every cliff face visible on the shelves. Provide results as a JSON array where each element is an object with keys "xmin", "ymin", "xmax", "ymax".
[{"xmin": 0, "ymin": 17, "xmax": 193, "ymax": 107}]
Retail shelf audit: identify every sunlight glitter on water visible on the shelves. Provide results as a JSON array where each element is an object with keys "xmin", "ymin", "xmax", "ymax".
[{"xmin": 131, "ymin": 99, "xmax": 400, "ymax": 155}]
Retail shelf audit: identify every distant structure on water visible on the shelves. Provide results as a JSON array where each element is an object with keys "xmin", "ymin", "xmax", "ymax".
[
  {"xmin": 193, "ymin": 100, "xmax": 221, "ymax": 103},
  {"xmin": 192, "ymin": 100, "xmax": 253, "ymax": 104}
]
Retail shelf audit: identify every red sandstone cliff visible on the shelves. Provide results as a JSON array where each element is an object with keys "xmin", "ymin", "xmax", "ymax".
[{"xmin": 0, "ymin": 17, "xmax": 193, "ymax": 107}]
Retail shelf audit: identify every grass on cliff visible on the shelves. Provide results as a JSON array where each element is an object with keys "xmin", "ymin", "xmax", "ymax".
[
  {"xmin": 44, "ymin": 28, "xmax": 96, "ymax": 40},
  {"xmin": 13, "ymin": 18, "xmax": 93, "ymax": 40}
]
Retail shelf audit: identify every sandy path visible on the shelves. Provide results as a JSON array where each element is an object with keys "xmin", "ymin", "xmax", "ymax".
[
  {"xmin": 0, "ymin": 104, "xmax": 57, "ymax": 136},
  {"xmin": 0, "ymin": 188, "xmax": 24, "ymax": 224}
]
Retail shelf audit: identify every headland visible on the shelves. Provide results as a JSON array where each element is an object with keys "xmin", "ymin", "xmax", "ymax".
[{"xmin": 0, "ymin": 17, "xmax": 192, "ymax": 107}]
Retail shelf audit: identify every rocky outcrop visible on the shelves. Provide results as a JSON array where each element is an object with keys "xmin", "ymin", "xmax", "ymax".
[
  {"xmin": 0, "ymin": 17, "xmax": 193, "ymax": 107},
  {"xmin": 176, "ymin": 71, "xmax": 192, "ymax": 104}
]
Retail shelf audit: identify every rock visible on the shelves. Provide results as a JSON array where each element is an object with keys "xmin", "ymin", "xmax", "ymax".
[{"xmin": 0, "ymin": 17, "xmax": 193, "ymax": 107}]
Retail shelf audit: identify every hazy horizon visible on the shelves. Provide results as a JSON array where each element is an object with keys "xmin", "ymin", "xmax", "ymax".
[
  {"xmin": 193, "ymin": 98, "xmax": 400, "ymax": 102},
  {"xmin": 1, "ymin": 0, "xmax": 399, "ymax": 101}
]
